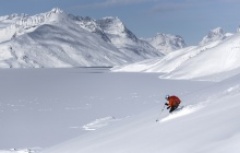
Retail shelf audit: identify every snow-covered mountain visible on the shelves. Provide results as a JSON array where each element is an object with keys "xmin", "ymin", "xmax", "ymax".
[
  {"xmin": 145, "ymin": 33, "xmax": 186, "ymax": 54},
  {"xmin": 113, "ymin": 27, "xmax": 240, "ymax": 81},
  {"xmin": 0, "ymin": 8, "xmax": 163, "ymax": 68},
  {"xmin": 199, "ymin": 27, "xmax": 232, "ymax": 46}
]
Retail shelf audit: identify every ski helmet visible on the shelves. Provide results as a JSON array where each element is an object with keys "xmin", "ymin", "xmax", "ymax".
[{"xmin": 165, "ymin": 95, "xmax": 170, "ymax": 100}]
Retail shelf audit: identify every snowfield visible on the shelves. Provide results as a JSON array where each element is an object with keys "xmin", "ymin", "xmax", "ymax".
[
  {"xmin": 1, "ymin": 68, "xmax": 240, "ymax": 153},
  {"xmin": 40, "ymin": 70, "xmax": 240, "ymax": 153}
]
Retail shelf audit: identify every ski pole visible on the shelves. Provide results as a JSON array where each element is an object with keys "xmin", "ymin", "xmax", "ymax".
[{"xmin": 156, "ymin": 105, "xmax": 166, "ymax": 122}]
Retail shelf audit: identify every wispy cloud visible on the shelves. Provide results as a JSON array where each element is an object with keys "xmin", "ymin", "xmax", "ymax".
[
  {"xmin": 217, "ymin": 0, "xmax": 240, "ymax": 3},
  {"xmin": 75, "ymin": 0, "xmax": 153, "ymax": 9},
  {"xmin": 151, "ymin": 2, "xmax": 191, "ymax": 13},
  {"xmin": 99, "ymin": 0, "xmax": 150, "ymax": 6},
  {"xmin": 150, "ymin": 0, "xmax": 237, "ymax": 13},
  {"xmin": 73, "ymin": 0, "xmax": 240, "ymax": 13},
  {"xmin": 196, "ymin": 0, "xmax": 240, "ymax": 3}
]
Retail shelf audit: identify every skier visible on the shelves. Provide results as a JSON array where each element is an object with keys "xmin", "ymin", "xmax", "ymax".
[{"xmin": 165, "ymin": 95, "xmax": 181, "ymax": 113}]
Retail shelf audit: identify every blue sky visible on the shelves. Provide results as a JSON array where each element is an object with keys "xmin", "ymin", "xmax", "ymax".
[{"xmin": 1, "ymin": 0, "xmax": 240, "ymax": 45}]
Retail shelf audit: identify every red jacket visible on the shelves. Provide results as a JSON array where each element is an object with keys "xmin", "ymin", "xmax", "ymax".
[{"xmin": 167, "ymin": 95, "xmax": 181, "ymax": 107}]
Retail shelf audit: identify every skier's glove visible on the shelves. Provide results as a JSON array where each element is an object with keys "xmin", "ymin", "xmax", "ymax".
[{"xmin": 165, "ymin": 103, "xmax": 169, "ymax": 106}]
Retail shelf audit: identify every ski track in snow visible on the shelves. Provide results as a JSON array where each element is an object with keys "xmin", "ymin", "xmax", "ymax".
[
  {"xmin": 0, "ymin": 148, "xmax": 40, "ymax": 153},
  {"xmin": 160, "ymin": 105, "xmax": 204, "ymax": 122},
  {"xmin": 82, "ymin": 116, "xmax": 117, "ymax": 131}
]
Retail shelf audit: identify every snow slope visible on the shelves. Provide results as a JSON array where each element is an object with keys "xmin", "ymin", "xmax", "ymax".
[
  {"xmin": 113, "ymin": 28, "xmax": 240, "ymax": 81},
  {"xmin": 1, "ymin": 67, "xmax": 240, "ymax": 153},
  {"xmin": 0, "ymin": 68, "xmax": 213, "ymax": 149},
  {"xmin": 38, "ymin": 69, "xmax": 240, "ymax": 153},
  {"xmin": 0, "ymin": 8, "xmax": 165, "ymax": 68}
]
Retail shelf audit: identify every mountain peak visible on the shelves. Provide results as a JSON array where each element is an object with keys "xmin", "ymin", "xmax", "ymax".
[
  {"xmin": 43, "ymin": 7, "xmax": 67, "ymax": 22},
  {"xmin": 97, "ymin": 16, "xmax": 126, "ymax": 35},
  {"xmin": 102, "ymin": 16, "xmax": 120, "ymax": 21},
  {"xmin": 199, "ymin": 27, "xmax": 226, "ymax": 46},
  {"xmin": 146, "ymin": 33, "xmax": 186, "ymax": 54},
  {"xmin": 237, "ymin": 26, "xmax": 240, "ymax": 33},
  {"xmin": 50, "ymin": 8, "xmax": 64, "ymax": 14},
  {"xmin": 211, "ymin": 27, "xmax": 224, "ymax": 34}
]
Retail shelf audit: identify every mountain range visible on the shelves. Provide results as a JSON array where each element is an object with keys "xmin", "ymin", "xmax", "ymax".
[
  {"xmin": 0, "ymin": 8, "xmax": 187, "ymax": 68},
  {"xmin": 1, "ymin": 8, "xmax": 240, "ymax": 81}
]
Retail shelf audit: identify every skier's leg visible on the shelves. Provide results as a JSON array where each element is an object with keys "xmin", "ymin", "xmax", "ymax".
[
  {"xmin": 169, "ymin": 105, "xmax": 179, "ymax": 113},
  {"xmin": 169, "ymin": 107, "xmax": 175, "ymax": 113}
]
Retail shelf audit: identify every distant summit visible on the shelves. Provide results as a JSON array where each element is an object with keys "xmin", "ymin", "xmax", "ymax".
[
  {"xmin": 237, "ymin": 26, "xmax": 240, "ymax": 33},
  {"xmin": 199, "ymin": 27, "xmax": 232, "ymax": 46},
  {"xmin": 97, "ymin": 17, "xmax": 129, "ymax": 36},
  {"xmin": 50, "ymin": 7, "xmax": 64, "ymax": 14},
  {"xmin": 145, "ymin": 33, "xmax": 186, "ymax": 55}
]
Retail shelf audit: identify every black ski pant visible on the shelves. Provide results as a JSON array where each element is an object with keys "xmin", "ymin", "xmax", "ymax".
[{"xmin": 169, "ymin": 105, "xmax": 179, "ymax": 113}]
